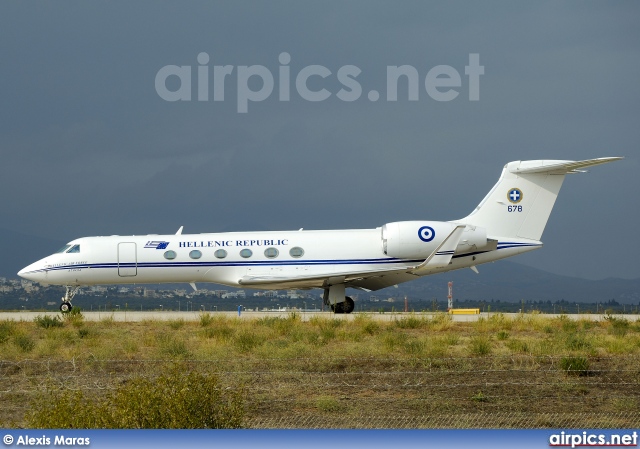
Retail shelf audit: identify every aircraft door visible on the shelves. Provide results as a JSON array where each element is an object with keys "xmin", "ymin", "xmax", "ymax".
[{"xmin": 118, "ymin": 242, "xmax": 137, "ymax": 277}]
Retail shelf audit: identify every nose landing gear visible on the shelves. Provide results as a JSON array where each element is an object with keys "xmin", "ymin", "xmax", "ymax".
[{"xmin": 60, "ymin": 286, "xmax": 80, "ymax": 313}]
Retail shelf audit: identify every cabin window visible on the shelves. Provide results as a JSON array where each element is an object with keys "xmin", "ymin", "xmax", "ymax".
[
  {"xmin": 240, "ymin": 248, "xmax": 253, "ymax": 258},
  {"xmin": 56, "ymin": 245, "xmax": 71, "ymax": 254},
  {"xmin": 214, "ymin": 249, "xmax": 228, "ymax": 259},
  {"xmin": 289, "ymin": 247, "xmax": 304, "ymax": 258},
  {"xmin": 67, "ymin": 245, "xmax": 81, "ymax": 253},
  {"xmin": 164, "ymin": 250, "xmax": 177, "ymax": 260},
  {"xmin": 189, "ymin": 250, "xmax": 202, "ymax": 259},
  {"xmin": 264, "ymin": 247, "xmax": 279, "ymax": 259}
]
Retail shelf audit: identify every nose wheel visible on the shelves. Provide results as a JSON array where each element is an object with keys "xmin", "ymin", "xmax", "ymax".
[
  {"xmin": 60, "ymin": 302, "xmax": 73, "ymax": 313},
  {"xmin": 60, "ymin": 286, "xmax": 80, "ymax": 313}
]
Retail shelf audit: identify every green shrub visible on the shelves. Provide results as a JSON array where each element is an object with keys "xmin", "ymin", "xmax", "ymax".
[
  {"xmin": 506, "ymin": 339, "xmax": 530, "ymax": 353},
  {"xmin": 310, "ymin": 317, "xmax": 343, "ymax": 330},
  {"xmin": 559, "ymin": 356, "xmax": 590, "ymax": 376},
  {"xmin": 168, "ymin": 319, "xmax": 185, "ymax": 330},
  {"xmin": 404, "ymin": 339, "xmax": 425, "ymax": 355},
  {"xmin": 315, "ymin": 396, "xmax": 344, "ymax": 412},
  {"xmin": 361, "ymin": 320, "xmax": 380, "ymax": 335},
  {"xmin": 565, "ymin": 334, "xmax": 591, "ymax": 351},
  {"xmin": 13, "ymin": 334, "xmax": 35, "ymax": 353},
  {"xmin": 199, "ymin": 312, "xmax": 214, "ymax": 327},
  {"xmin": 34, "ymin": 315, "xmax": 64, "ymax": 329},
  {"xmin": 63, "ymin": 307, "xmax": 84, "ymax": 327},
  {"xmin": 496, "ymin": 330, "xmax": 509, "ymax": 340},
  {"xmin": 471, "ymin": 391, "xmax": 489, "ymax": 402},
  {"xmin": 561, "ymin": 318, "xmax": 578, "ymax": 333},
  {"xmin": 235, "ymin": 331, "xmax": 264, "ymax": 352},
  {"xmin": 469, "ymin": 336, "xmax": 492, "ymax": 356},
  {"xmin": 606, "ymin": 317, "xmax": 630, "ymax": 337},
  {"xmin": 394, "ymin": 316, "xmax": 426, "ymax": 329},
  {"xmin": 382, "ymin": 331, "xmax": 408, "ymax": 351},
  {"xmin": 257, "ymin": 315, "xmax": 298, "ymax": 335},
  {"xmin": 0, "ymin": 321, "xmax": 15, "ymax": 343},
  {"xmin": 26, "ymin": 367, "xmax": 244, "ymax": 428},
  {"xmin": 202, "ymin": 325, "xmax": 234, "ymax": 341},
  {"xmin": 161, "ymin": 338, "xmax": 190, "ymax": 357}
]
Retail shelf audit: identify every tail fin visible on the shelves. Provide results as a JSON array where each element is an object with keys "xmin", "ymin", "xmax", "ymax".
[{"xmin": 458, "ymin": 157, "xmax": 622, "ymax": 241}]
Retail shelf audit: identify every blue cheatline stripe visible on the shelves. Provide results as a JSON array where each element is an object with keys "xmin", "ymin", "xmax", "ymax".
[
  {"xmin": 435, "ymin": 250, "xmax": 455, "ymax": 255},
  {"xmin": 38, "ymin": 257, "xmax": 422, "ymax": 273},
  {"xmin": 25, "ymin": 241, "xmax": 542, "ymax": 274}
]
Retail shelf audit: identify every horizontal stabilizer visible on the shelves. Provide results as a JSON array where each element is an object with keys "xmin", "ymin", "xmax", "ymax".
[{"xmin": 509, "ymin": 157, "xmax": 623, "ymax": 175}]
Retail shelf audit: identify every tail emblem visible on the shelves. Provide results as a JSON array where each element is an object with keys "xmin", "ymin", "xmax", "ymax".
[{"xmin": 508, "ymin": 188, "xmax": 523, "ymax": 204}]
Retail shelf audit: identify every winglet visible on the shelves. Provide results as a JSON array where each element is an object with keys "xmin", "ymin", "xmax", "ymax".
[
  {"xmin": 176, "ymin": 226, "xmax": 184, "ymax": 235},
  {"xmin": 410, "ymin": 225, "xmax": 466, "ymax": 274}
]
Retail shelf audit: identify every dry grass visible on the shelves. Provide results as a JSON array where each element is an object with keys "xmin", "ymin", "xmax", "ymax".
[{"xmin": 1, "ymin": 313, "xmax": 639, "ymax": 428}]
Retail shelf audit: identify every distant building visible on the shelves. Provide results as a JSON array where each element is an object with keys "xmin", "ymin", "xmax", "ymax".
[{"xmin": 287, "ymin": 289, "xmax": 299, "ymax": 299}]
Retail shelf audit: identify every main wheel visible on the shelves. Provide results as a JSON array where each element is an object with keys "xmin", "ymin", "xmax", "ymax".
[
  {"xmin": 60, "ymin": 302, "xmax": 72, "ymax": 313},
  {"xmin": 331, "ymin": 299, "xmax": 355, "ymax": 314},
  {"xmin": 344, "ymin": 297, "xmax": 355, "ymax": 314}
]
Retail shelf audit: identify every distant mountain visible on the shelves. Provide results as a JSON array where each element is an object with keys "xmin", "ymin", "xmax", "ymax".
[
  {"xmin": 380, "ymin": 261, "xmax": 640, "ymax": 304},
  {"xmin": 3, "ymin": 228, "xmax": 638, "ymax": 304}
]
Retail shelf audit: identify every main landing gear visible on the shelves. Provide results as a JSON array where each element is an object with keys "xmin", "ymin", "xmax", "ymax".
[
  {"xmin": 323, "ymin": 284, "xmax": 355, "ymax": 314},
  {"xmin": 60, "ymin": 286, "xmax": 80, "ymax": 313}
]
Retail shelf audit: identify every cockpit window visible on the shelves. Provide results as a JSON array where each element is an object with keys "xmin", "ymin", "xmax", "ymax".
[
  {"xmin": 56, "ymin": 245, "xmax": 72, "ymax": 254},
  {"xmin": 67, "ymin": 245, "xmax": 81, "ymax": 253}
]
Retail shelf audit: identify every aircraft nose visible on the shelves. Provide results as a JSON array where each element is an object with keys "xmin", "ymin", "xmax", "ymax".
[{"xmin": 18, "ymin": 262, "xmax": 46, "ymax": 282}]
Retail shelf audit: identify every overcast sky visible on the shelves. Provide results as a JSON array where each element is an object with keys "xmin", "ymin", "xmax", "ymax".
[{"xmin": 1, "ymin": 1, "xmax": 638, "ymax": 280}]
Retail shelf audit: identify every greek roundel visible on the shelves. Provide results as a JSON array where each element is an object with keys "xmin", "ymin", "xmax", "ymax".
[
  {"xmin": 507, "ymin": 188, "xmax": 523, "ymax": 204},
  {"xmin": 418, "ymin": 226, "xmax": 435, "ymax": 242}
]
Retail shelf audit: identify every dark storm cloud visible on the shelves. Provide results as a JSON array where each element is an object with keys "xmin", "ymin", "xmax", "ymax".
[{"xmin": 1, "ymin": 1, "xmax": 638, "ymax": 279}]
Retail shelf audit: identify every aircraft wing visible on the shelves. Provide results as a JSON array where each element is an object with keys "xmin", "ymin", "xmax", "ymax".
[
  {"xmin": 237, "ymin": 225, "xmax": 467, "ymax": 291},
  {"xmin": 237, "ymin": 264, "xmax": 419, "ymax": 289}
]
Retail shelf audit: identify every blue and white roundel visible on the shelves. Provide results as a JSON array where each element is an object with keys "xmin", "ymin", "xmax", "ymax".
[
  {"xmin": 418, "ymin": 226, "xmax": 435, "ymax": 242},
  {"xmin": 507, "ymin": 188, "xmax": 523, "ymax": 204}
]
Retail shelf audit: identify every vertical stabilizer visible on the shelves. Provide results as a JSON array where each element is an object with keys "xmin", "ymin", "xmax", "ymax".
[{"xmin": 458, "ymin": 158, "xmax": 622, "ymax": 240}]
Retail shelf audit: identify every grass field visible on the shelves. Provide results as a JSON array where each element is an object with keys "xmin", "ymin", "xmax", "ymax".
[{"xmin": 1, "ymin": 311, "xmax": 639, "ymax": 428}]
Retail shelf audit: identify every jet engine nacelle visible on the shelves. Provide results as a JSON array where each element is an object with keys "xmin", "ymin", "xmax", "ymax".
[
  {"xmin": 381, "ymin": 221, "xmax": 488, "ymax": 259},
  {"xmin": 455, "ymin": 224, "xmax": 488, "ymax": 253}
]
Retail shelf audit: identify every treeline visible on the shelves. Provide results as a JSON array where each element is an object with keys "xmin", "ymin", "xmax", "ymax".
[{"xmin": 1, "ymin": 289, "xmax": 638, "ymax": 314}]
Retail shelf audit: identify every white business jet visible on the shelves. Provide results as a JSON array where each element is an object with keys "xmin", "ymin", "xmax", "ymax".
[{"xmin": 19, "ymin": 157, "xmax": 621, "ymax": 313}]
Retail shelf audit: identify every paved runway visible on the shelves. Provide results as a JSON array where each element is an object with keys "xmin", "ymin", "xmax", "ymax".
[{"xmin": 0, "ymin": 311, "xmax": 637, "ymax": 322}]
